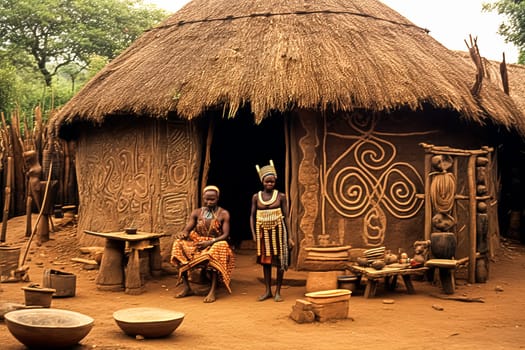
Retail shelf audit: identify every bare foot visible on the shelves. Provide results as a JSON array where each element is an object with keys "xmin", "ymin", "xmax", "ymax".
[
  {"xmin": 175, "ymin": 287, "xmax": 194, "ymax": 298},
  {"xmin": 203, "ymin": 293, "xmax": 216, "ymax": 303},
  {"xmin": 274, "ymin": 294, "xmax": 283, "ymax": 302},
  {"xmin": 257, "ymin": 293, "xmax": 273, "ymax": 301}
]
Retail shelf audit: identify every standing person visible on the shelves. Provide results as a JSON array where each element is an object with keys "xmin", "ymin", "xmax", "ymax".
[
  {"xmin": 250, "ymin": 160, "xmax": 292, "ymax": 302},
  {"xmin": 171, "ymin": 185, "xmax": 235, "ymax": 303}
]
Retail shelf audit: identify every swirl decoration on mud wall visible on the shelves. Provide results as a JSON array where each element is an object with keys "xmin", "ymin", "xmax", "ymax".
[
  {"xmin": 78, "ymin": 121, "xmax": 196, "ymax": 234},
  {"xmin": 84, "ymin": 145, "xmax": 151, "ymax": 229},
  {"xmin": 324, "ymin": 113, "xmax": 425, "ymax": 246}
]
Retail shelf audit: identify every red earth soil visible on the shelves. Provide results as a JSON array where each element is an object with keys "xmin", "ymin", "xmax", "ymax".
[{"xmin": 1, "ymin": 215, "xmax": 524, "ymax": 350}]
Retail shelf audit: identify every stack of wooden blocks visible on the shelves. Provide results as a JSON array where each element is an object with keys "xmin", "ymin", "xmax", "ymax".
[
  {"xmin": 289, "ymin": 299, "xmax": 316, "ymax": 324},
  {"xmin": 290, "ymin": 289, "xmax": 351, "ymax": 323}
]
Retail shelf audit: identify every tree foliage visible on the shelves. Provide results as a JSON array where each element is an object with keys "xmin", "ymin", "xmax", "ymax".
[
  {"xmin": 0, "ymin": 61, "xmax": 16, "ymax": 112},
  {"xmin": 0, "ymin": 0, "xmax": 168, "ymax": 87},
  {"xmin": 484, "ymin": 0, "xmax": 525, "ymax": 64}
]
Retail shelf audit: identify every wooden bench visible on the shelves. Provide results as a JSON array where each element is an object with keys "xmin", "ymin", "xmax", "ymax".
[{"xmin": 347, "ymin": 264, "xmax": 428, "ymax": 298}]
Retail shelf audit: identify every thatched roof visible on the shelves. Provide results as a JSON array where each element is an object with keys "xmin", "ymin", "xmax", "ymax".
[
  {"xmin": 455, "ymin": 50, "xmax": 525, "ymax": 131},
  {"xmin": 507, "ymin": 63, "xmax": 525, "ymax": 116},
  {"xmin": 53, "ymin": 0, "xmax": 525, "ymax": 135},
  {"xmin": 480, "ymin": 57, "xmax": 525, "ymax": 117}
]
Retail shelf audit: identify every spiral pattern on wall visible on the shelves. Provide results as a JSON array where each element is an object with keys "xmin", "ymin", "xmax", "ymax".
[{"xmin": 324, "ymin": 113, "xmax": 425, "ymax": 246}]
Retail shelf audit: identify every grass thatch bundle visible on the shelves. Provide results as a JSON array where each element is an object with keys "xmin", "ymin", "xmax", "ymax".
[{"xmin": 53, "ymin": 0, "xmax": 525, "ymax": 135}]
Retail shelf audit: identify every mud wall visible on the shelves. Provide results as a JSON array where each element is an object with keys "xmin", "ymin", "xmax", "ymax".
[
  {"xmin": 75, "ymin": 117, "xmax": 201, "ymax": 258},
  {"xmin": 292, "ymin": 108, "xmax": 497, "ymax": 269}
]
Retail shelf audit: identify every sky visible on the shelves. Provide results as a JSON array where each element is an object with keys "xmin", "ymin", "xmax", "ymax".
[{"xmin": 143, "ymin": 0, "xmax": 519, "ymax": 63}]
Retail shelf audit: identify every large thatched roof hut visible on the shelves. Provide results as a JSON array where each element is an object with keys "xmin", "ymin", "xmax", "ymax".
[{"xmin": 53, "ymin": 0, "xmax": 524, "ymax": 271}]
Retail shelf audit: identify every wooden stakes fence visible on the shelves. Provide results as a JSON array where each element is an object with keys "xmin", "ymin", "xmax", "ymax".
[{"xmin": 0, "ymin": 107, "xmax": 77, "ymax": 243}]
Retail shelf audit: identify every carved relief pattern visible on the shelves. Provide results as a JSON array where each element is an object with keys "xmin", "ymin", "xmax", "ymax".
[
  {"xmin": 77, "ymin": 126, "xmax": 153, "ymax": 231},
  {"xmin": 298, "ymin": 112, "xmax": 320, "ymax": 245},
  {"xmin": 156, "ymin": 121, "xmax": 197, "ymax": 232},
  {"xmin": 324, "ymin": 112, "xmax": 424, "ymax": 246},
  {"xmin": 77, "ymin": 120, "xmax": 199, "ymax": 249}
]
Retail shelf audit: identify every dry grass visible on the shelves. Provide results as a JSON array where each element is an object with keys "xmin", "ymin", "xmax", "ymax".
[{"xmin": 53, "ymin": 0, "xmax": 524, "ymax": 135}]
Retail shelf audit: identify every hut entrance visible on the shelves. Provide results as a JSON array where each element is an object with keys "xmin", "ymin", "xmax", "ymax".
[{"xmin": 206, "ymin": 113, "xmax": 286, "ymax": 248}]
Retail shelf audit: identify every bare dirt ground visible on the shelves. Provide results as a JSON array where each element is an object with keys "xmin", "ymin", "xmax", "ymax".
[{"xmin": 1, "ymin": 214, "xmax": 525, "ymax": 350}]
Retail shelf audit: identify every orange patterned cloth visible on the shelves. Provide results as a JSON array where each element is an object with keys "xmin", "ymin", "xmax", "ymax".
[{"xmin": 170, "ymin": 208, "xmax": 235, "ymax": 292}]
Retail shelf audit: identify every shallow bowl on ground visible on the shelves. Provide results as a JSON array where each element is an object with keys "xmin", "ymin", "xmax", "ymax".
[
  {"xmin": 305, "ymin": 289, "xmax": 352, "ymax": 304},
  {"xmin": 4, "ymin": 308, "xmax": 94, "ymax": 349},
  {"xmin": 113, "ymin": 307, "xmax": 185, "ymax": 338}
]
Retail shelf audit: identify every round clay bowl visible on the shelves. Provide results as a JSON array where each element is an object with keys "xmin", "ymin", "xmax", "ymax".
[
  {"xmin": 4, "ymin": 308, "xmax": 94, "ymax": 349},
  {"xmin": 113, "ymin": 307, "xmax": 184, "ymax": 338},
  {"xmin": 124, "ymin": 227, "xmax": 137, "ymax": 234}
]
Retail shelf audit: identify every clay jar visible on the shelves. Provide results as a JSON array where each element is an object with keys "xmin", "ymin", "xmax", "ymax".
[
  {"xmin": 384, "ymin": 251, "xmax": 398, "ymax": 265},
  {"xmin": 371, "ymin": 260, "xmax": 385, "ymax": 270},
  {"xmin": 430, "ymin": 232, "xmax": 457, "ymax": 259}
]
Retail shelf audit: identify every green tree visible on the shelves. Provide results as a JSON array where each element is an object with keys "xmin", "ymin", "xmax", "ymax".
[
  {"xmin": 484, "ymin": 0, "xmax": 525, "ymax": 64},
  {"xmin": 0, "ymin": 61, "xmax": 17, "ymax": 113},
  {"xmin": 0, "ymin": 0, "xmax": 167, "ymax": 87}
]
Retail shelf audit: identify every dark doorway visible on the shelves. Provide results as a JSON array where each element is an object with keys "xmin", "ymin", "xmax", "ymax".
[{"xmin": 206, "ymin": 113, "xmax": 286, "ymax": 248}]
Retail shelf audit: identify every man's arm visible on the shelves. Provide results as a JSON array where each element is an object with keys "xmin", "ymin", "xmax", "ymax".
[{"xmin": 175, "ymin": 209, "xmax": 199, "ymax": 239}]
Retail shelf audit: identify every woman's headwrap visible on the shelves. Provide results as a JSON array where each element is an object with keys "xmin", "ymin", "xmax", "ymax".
[
  {"xmin": 203, "ymin": 185, "xmax": 220, "ymax": 196},
  {"xmin": 255, "ymin": 160, "xmax": 277, "ymax": 183}
]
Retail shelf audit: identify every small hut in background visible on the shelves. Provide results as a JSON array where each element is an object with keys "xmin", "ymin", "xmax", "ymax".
[{"xmin": 51, "ymin": 0, "xmax": 525, "ymax": 277}]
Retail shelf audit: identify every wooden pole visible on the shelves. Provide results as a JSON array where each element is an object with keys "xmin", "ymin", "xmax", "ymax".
[
  {"xmin": 1, "ymin": 156, "xmax": 13, "ymax": 242},
  {"xmin": 467, "ymin": 155, "xmax": 477, "ymax": 284},
  {"xmin": 25, "ymin": 196, "xmax": 32, "ymax": 237},
  {"xmin": 200, "ymin": 118, "xmax": 215, "ymax": 197},
  {"xmin": 423, "ymin": 152, "xmax": 432, "ymax": 241},
  {"xmin": 20, "ymin": 162, "xmax": 53, "ymax": 267}
]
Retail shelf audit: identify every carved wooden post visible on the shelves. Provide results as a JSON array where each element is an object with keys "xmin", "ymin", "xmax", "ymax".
[
  {"xmin": 467, "ymin": 155, "xmax": 477, "ymax": 284},
  {"xmin": 475, "ymin": 155, "xmax": 490, "ymax": 283}
]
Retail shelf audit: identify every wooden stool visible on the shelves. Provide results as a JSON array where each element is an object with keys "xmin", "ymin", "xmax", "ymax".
[{"xmin": 425, "ymin": 259, "xmax": 457, "ymax": 294}]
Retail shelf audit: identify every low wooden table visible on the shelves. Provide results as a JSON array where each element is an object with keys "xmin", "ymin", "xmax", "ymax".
[
  {"xmin": 346, "ymin": 264, "xmax": 429, "ymax": 298},
  {"xmin": 84, "ymin": 230, "xmax": 168, "ymax": 295}
]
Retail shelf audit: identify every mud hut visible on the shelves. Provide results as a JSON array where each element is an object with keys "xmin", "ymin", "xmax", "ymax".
[{"xmin": 52, "ymin": 0, "xmax": 525, "ymax": 275}]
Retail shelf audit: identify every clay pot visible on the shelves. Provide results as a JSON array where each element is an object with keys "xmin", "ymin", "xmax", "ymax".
[
  {"xmin": 384, "ymin": 252, "xmax": 398, "ymax": 265},
  {"xmin": 43, "ymin": 269, "xmax": 76, "ymax": 297},
  {"xmin": 124, "ymin": 227, "xmax": 137, "ymax": 235},
  {"xmin": 371, "ymin": 260, "xmax": 385, "ymax": 270},
  {"xmin": 430, "ymin": 232, "xmax": 457, "ymax": 259},
  {"xmin": 356, "ymin": 257, "xmax": 369, "ymax": 267},
  {"xmin": 22, "ymin": 287, "xmax": 56, "ymax": 308}
]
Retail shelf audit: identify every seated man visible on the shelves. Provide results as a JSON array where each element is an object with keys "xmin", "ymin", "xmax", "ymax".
[{"xmin": 170, "ymin": 185, "xmax": 235, "ymax": 303}]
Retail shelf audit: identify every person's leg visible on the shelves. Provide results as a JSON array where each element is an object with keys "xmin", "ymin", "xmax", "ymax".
[
  {"xmin": 257, "ymin": 264, "xmax": 273, "ymax": 301},
  {"xmin": 175, "ymin": 271, "xmax": 193, "ymax": 298},
  {"xmin": 203, "ymin": 270, "xmax": 218, "ymax": 303},
  {"xmin": 274, "ymin": 268, "xmax": 284, "ymax": 302}
]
